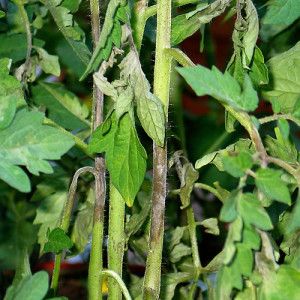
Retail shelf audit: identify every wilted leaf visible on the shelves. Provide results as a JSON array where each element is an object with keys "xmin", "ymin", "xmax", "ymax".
[
  {"xmin": 119, "ymin": 50, "xmax": 166, "ymax": 146},
  {"xmin": 179, "ymin": 162, "xmax": 198, "ymax": 209}
]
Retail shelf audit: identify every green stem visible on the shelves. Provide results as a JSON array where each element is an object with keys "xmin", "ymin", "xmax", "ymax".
[
  {"xmin": 108, "ymin": 184, "xmax": 126, "ymax": 300},
  {"xmin": 16, "ymin": 1, "xmax": 32, "ymax": 83},
  {"xmin": 102, "ymin": 270, "xmax": 132, "ymax": 300},
  {"xmin": 165, "ymin": 48, "xmax": 195, "ymax": 67},
  {"xmin": 223, "ymin": 105, "xmax": 268, "ymax": 165},
  {"xmin": 186, "ymin": 205, "xmax": 201, "ymax": 299},
  {"xmin": 259, "ymin": 114, "xmax": 300, "ymax": 127},
  {"xmin": 88, "ymin": 0, "xmax": 106, "ymax": 298},
  {"xmin": 173, "ymin": 154, "xmax": 202, "ymax": 299},
  {"xmin": 50, "ymin": 167, "xmax": 96, "ymax": 293},
  {"xmin": 194, "ymin": 183, "xmax": 223, "ymax": 202},
  {"xmin": 143, "ymin": 0, "xmax": 171, "ymax": 298},
  {"xmin": 43, "ymin": 117, "xmax": 91, "ymax": 157}
]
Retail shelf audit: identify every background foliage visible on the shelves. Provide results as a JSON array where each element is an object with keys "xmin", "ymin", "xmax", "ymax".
[{"xmin": 0, "ymin": 0, "xmax": 300, "ymax": 299}]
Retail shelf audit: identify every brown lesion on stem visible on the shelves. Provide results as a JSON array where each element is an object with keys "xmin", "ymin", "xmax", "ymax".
[{"xmin": 149, "ymin": 145, "xmax": 168, "ymax": 242}]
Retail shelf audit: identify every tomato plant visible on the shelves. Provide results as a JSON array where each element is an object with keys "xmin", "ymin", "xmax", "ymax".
[{"xmin": 1, "ymin": 0, "xmax": 300, "ymax": 299}]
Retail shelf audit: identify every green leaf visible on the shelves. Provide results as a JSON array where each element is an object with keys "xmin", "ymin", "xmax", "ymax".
[
  {"xmin": 80, "ymin": 0, "xmax": 123, "ymax": 79},
  {"xmin": 169, "ymin": 243, "xmax": 192, "ymax": 263},
  {"xmin": 0, "ymin": 58, "xmax": 26, "ymax": 129},
  {"xmin": 220, "ymin": 191, "xmax": 238, "ymax": 223},
  {"xmin": 263, "ymin": 0, "xmax": 300, "ymax": 27},
  {"xmin": 119, "ymin": 50, "xmax": 166, "ymax": 146},
  {"xmin": 281, "ymin": 231, "xmax": 300, "ymax": 270},
  {"xmin": 0, "ymin": 161, "xmax": 30, "ymax": 193},
  {"xmin": 171, "ymin": 0, "xmax": 231, "ymax": 46},
  {"xmin": 4, "ymin": 271, "xmax": 49, "ymax": 300},
  {"xmin": 241, "ymin": 0, "xmax": 259, "ymax": 67},
  {"xmin": 47, "ymin": 0, "xmax": 91, "ymax": 69},
  {"xmin": 0, "ymin": 34, "xmax": 44, "ymax": 63},
  {"xmin": 71, "ymin": 188, "xmax": 95, "ymax": 252},
  {"xmin": 34, "ymin": 47, "xmax": 61, "ymax": 76},
  {"xmin": 223, "ymin": 216, "xmax": 243, "ymax": 264},
  {"xmin": 222, "ymin": 151, "xmax": 253, "ymax": 178},
  {"xmin": 32, "ymin": 82, "xmax": 90, "ymax": 130},
  {"xmin": 160, "ymin": 273, "xmax": 193, "ymax": 300},
  {"xmin": 200, "ymin": 218, "xmax": 219, "ymax": 235},
  {"xmin": 88, "ymin": 113, "xmax": 147, "ymax": 206},
  {"xmin": 243, "ymin": 226, "xmax": 261, "ymax": 251},
  {"xmin": 0, "ymin": 208, "xmax": 36, "ymax": 270},
  {"xmin": 177, "ymin": 65, "xmax": 259, "ymax": 112},
  {"xmin": 259, "ymin": 265, "xmax": 300, "ymax": 300},
  {"xmin": 125, "ymin": 180, "xmax": 151, "ymax": 240},
  {"xmin": 249, "ymin": 47, "xmax": 269, "ymax": 87},
  {"xmin": 263, "ymin": 42, "xmax": 300, "ymax": 114},
  {"xmin": 195, "ymin": 139, "xmax": 254, "ymax": 171},
  {"xmin": 0, "ymin": 10, "xmax": 5, "ymax": 18},
  {"xmin": 44, "ymin": 228, "xmax": 73, "ymax": 254},
  {"xmin": 265, "ymin": 131, "xmax": 298, "ymax": 164},
  {"xmin": 217, "ymin": 244, "xmax": 254, "ymax": 296},
  {"xmin": 33, "ymin": 171, "xmax": 69, "ymax": 250},
  {"xmin": 61, "ymin": 0, "xmax": 81, "ymax": 13},
  {"xmin": 55, "ymin": 38, "xmax": 90, "ymax": 77},
  {"xmin": 287, "ymin": 192, "xmax": 300, "ymax": 233},
  {"xmin": 0, "ymin": 110, "xmax": 74, "ymax": 191},
  {"xmin": 0, "ymin": 95, "xmax": 17, "ymax": 130},
  {"xmin": 255, "ymin": 168, "xmax": 291, "ymax": 205},
  {"xmin": 171, "ymin": 14, "xmax": 202, "ymax": 46},
  {"xmin": 166, "ymin": 226, "xmax": 187, "ymax": 252},
  {"xmin": 238, "ymin": 193, "xmax": 273, "ymax": 231},
  {"xmin": 34, "ymin": 193, "xmax": 67, "ymax": 250}
]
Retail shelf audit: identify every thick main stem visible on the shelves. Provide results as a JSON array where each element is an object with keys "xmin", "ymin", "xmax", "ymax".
[
  {"xmin": 87, "ymin": 0, "xmax": 106, "ymax": 299},
  {"xmin": 143, "ymin": 0, "xmax": 171, "ymax": 298},
  {"xmin": 108, "ymin": 184, "xmax": 125, "ymax": 300}
]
